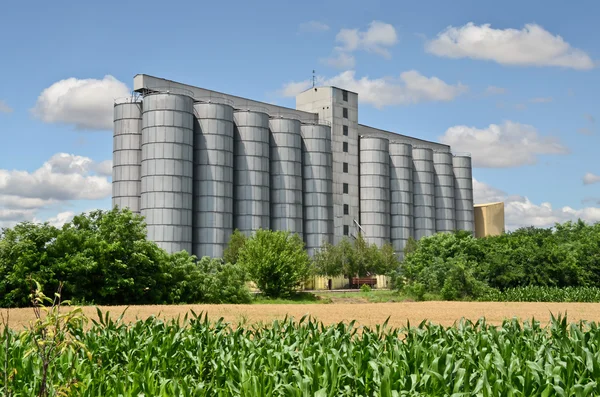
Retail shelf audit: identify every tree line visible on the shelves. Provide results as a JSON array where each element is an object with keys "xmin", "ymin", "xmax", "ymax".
[
  {"xmin": 2, "ymin": 207, "xmax": 597, "ymax": 307},
  {"xmin": 0, "ymin": 208, "xmax": 400, "ymax": 307},
  {"xmin": 396, "ymin": 221, "xmax": 600, "ymax": 300}
]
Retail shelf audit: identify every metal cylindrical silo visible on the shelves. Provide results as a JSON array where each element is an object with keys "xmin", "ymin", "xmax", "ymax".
[
  {"xmin": 433, "ymin": 151, "xmax": 456, "ymax": 233},
  {"xmin": 193, "ymin": 102, "xmax": 234, "ymax": 259},
  {"xmin": 270, "ymin": 118, "xmax": 303, "ymax": 237},
  {"xmin": 453, "ymin": 155, "xmax": 475, "ymax": 233},
  {"xmin": 233, "ymin": 110, "xmax": 270, "ymax": 235},
  {"xmin": 112, "ymin": 100, "xmax": 142, "ymax": 213},
  {"xmin": 389, "ymin": 142, "xmax": 413, "ymax": 258},
  {"xmin": 301, "ymin": 123, "xmax": 334, "ymax": 256},
  {"xmin": 359, "ymin": 137, "xmax": 390, "ymax": 246},
  {"xmin": 140, "ymin": 93, "xmax": 194, "ymax": 254},
  {"xmin": 413, "ymin": 148, "xmax": 435, "ymax": 240}
]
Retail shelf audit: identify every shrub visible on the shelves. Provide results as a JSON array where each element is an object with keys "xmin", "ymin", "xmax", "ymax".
[
  {"xmin": 312, "ymin": 234, "xmax": 401, "ymax": 278},
  {"xmin": 223, "ymin": 229, "xmax": 247, "ymax": 265},
  {"xmin": 238, "ymin": 229, "xmax": 310, "ymax": 298}
]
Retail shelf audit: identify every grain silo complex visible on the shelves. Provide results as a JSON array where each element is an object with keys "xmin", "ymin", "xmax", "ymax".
[{"xmin": 112, "ymin": 74, "xmax": 475, "ymax": 259}]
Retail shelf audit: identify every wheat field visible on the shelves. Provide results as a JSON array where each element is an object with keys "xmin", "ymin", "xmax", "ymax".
[{"xmin": 5, "ymin": 301, "xmax": 600, "ymax": 329}]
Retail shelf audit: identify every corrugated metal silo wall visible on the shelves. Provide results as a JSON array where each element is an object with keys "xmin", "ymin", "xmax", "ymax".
[
  {"xmin": 413, "ymin": 148, "xmax": 436, "ymax": 239},
  {"xmin": 453, "ymin": 155, "xmax": 475, "ymax": 233},
  {"xmin": 193, "ymin": 102, "xmax": 234, "ymax": 258},
  {"xmin": 389, "ymin": 142, "xmax": 413, "ymax": 258},
  {"xmin": 433, "ymin": 151, "xmax": 456, "ymax": 232},
  {"xmin": 359, "ymin": 137, "xmax": 390, "ymax": 246},
  {"xmin": 301, "ymin": 123, "xmax": 334, "ymax": 256},
  {"xmin": 269, "ymin": 118, "xmax": 303, "ymax": 237},
  {"xmin": 113, "ymin": 102, "xmax": 143, "ymax": 213},
  {"xmin": 140, "ymin": 93, "xmax": 194, "ymax": 254},
  {"xmin": 233, "ymin": 111, "xmax": 270, "ymax": 235}
]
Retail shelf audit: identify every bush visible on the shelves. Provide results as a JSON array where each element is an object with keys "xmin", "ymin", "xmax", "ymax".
[
  {"xmin": 398, "ymin": 220, "xmax": 600, "ymax": 301},
  {"xmin": 238, "ymin": 229, "xmax": 310, "ymax": 298},
  {"xmin": 0, "ymin": 208, "xmax": 251, "ymax": 307},
  {"xmin": 360, "ymin": 283, "xmax": 372, "ymax": 293},
  {"xmin": 223, "ymin": 229, "xmax": 247, "ymax": 265}
]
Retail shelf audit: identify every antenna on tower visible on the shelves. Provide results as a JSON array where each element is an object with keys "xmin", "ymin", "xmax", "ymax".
[{"xmin": 312, "ymin": 70, "xmax": 316, "ymax": 88}]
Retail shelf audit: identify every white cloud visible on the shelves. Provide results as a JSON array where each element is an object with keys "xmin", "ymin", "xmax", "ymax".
[
  {"xmin": 299, "ymin": 21, "xmax": 330, "ymax": 33},
  {"xmin": 0, "ymin": 209, "xmax": 35, "ymax": 222},
  {"xmin": 0, "ymin": 100, "xmax": 13, "ymax": 113},
  {"xmin": 0, "ymin": 195, "xmax": 56, "ymax": 210},
  {"xmin": 0, "ymin": 154, "xmax": 110, "ymax": 229},
  {"xmin": 474, "ymin": 178, "xmax": 600, "ymax": 230},
  {"xmin": 335, "ymin": 21, "xmax": 398, "ymax": 58},
  {"xmin": 485, "ymin": 86, "xmax": 506, "ymax": 95},
  {"xmin": 0, "ymin": 209, "xmax": 36, "ymax": 230},
  {"xmin": 529, "ymin": 97, "xmax": 553, "ymax": 103},
  {"xmin": 321, "ymin": 52, "xmax": 356, "ymax": 69},
  {"xmin": 426, "ymin": 23, "xmax": 594, "ymax": 70},
  {"xmin": 583, "ymin": 173, "xmax": 600, "ymax": 185},
  {"xmin": 440, "ymin": 121, "xmax": 569, "ymax": 168},
  {"xmin": 32, "ymin": 75, "xmax": 130, "ymax": 130},
  {"xmin": 0, "ymin": 153, "xmax": 111, "ymax": 201},
  {"xmin": 280, "ymin": 70, "xmax": 467, "ymax": 107},
  {"xmin": 94, "ymin": 160, "xmax": 113, "ymax": 177},
  {"xmin": 41, "ymin": 211, "xmax": 76, "ymax": 228}
]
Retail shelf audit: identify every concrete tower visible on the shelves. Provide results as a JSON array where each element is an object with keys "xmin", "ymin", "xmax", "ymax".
[{"xmin": 296, "ymin": 87, "xmax": 359, "ymax": 244}]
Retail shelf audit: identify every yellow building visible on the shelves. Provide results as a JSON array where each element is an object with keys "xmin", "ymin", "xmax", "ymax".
[{"xmin": 474, "ymin": 202, "xmax": 505, "ymax": 238}]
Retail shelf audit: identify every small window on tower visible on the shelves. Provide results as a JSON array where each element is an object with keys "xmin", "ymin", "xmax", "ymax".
[
  {"xmin": 343, "ymin": 162, "xmax": 348, "ymax": 173},
  {"xmin": 343, "ymin": 183, "xmax": 348, "ymax": 194},
  {"xmin": 343, "ymin": 107, "xmax": 348, "ymax": 118},
  {"xmin": 343, "ymin": 142, "xmax": 348, "ymax": 152},
  {"xmin": 344, "ymin": 204, "xmax": 349, "ymax": 215},
  {"xmin": 342, "ymin": 90, "xmax": 348, "ymax": 102},
  {"xmin": 343, "ymin": 225, "xmax": 349, "ymax": 236},
  {"xmin": 343, "ymin": 125, "xmax": 348, "ymax": 136}
]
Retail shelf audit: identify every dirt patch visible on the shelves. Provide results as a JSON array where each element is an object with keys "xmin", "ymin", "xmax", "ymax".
[
  {"xmin": 4, "ymin": 302, "xmax": 600, "ymax": 330},
  {"xmin": 327, "ymin": 296, "xmax": 370, "ymax": 304}
]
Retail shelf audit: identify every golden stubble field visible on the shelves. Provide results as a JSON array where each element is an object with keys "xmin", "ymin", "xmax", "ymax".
[{"xmin": 5, "ymin": 301, "xmax": 600, "ymax": 330}]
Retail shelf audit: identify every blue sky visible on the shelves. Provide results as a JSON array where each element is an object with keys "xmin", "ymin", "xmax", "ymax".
[{"xmin": 0, "ymin": 0, "xmax": 598, "ymax": 230}]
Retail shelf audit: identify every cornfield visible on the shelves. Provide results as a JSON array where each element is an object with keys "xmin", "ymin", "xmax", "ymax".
[
  {"xmin": 482, "ymin": 286, "xmax": 600, "ymax": 302},
  {"xmin": 2, "ymin": 311, "xmax": 600, "ymax": 396}
]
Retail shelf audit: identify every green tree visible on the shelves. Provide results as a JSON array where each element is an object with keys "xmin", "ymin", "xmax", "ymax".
[
  {"xmin": 311, "ymin": 241, "xmax": 344, "ymax": 277},
  {"xmin": 238, "ymin": 229, "xmax": 310, "ymax": 298},
  {"xmin": 50, "ymin": 208, "xmax": 168, "ymax": 305},
  {"xmin": 223, "ymin": 229, "xmax": 247, "ymax": 265},
  {"xmin": 312, "ymin": 235, "xmax": 400, "ymax": 279},
  {"xmin": 165, "ymin": 255, "xmax": 251, "ymax": 304},
  {"xmin": 0, "ymin": 222, "xmax": 60, "ymax": 307}
]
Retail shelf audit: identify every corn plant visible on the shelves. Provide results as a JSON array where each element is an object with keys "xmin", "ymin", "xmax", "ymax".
[
  {"xmin": 482, "ymin": 286, "xmax": 600, "ymax": 302},
  {"xmin": 2, "ymin": 311, "xmax": 600, "ymax": 395}
]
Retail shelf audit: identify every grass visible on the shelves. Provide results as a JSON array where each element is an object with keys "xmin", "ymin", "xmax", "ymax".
[
  {"xmin": 251, "ymin": 292, "xmax": 326, "ymax": 304},
  {"xmin": 251, "ymin": 289, "xmax": 415, "ymax": 304},
  {"xmin": 252, "ymin": 289, "xmax": 443, "ymax": 304}
]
